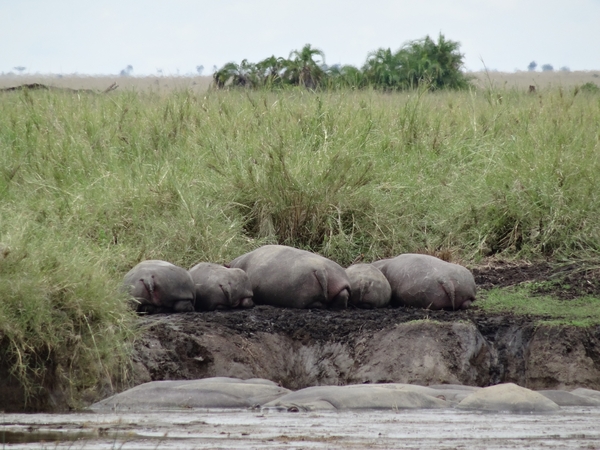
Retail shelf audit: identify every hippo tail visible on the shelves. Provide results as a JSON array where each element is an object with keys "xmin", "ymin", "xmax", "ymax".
[
  {"xmin": 440, "ymin": 279, "xmax": 456, "ymax": 310},
  {"xmin": 313, "ymin": 269, "xmax": 329, "ymax": 303},
  {"xmin": 219, "ymin": 283, "xmax": 237, "ymax": 308},
  {"xmin": 140, "ymin": 276, "xmax": 161, "ymax": 306}
]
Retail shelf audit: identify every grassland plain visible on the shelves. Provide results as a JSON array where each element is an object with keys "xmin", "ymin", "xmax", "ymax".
[{"xmin": 1, "ymin": 76, "xmax": 600, "ymax": 409}]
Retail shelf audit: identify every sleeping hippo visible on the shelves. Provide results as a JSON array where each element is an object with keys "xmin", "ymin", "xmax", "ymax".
[
  {"xmin": 123, "ymin": 260, "xmax": 195, "ymax": 314},
  {"xmin": 230, "ymin": 245, "xmax": 350, "ymax": 309},
  {"xmin": 188, "ymin": 262, "xmax": 254, "ymax": 311},
  {"xmin": 372, "ymin": 254, "xmax": 476, "ymax": 310},
  {"xmin": 346, "ymin": 263, "xmax": 391, "ymax": 308}
]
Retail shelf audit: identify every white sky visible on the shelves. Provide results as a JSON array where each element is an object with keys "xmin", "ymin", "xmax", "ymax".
[{"xmin": 1, "ymin": 0, "xmax": 599, "ymax": 76}]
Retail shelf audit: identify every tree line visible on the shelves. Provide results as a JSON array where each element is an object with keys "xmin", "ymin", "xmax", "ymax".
[{"xmin": 213, "ymin": 34, "xmax": 471, "ymax": 91}]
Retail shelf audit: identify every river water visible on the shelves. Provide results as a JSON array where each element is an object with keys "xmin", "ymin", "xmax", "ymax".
[{"xmin": 2, "ymin": 407, "xmax": 600, "ymax": 449}]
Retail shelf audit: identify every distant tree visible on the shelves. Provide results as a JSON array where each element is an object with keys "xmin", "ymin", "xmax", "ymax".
[
  {"xmin": 325, "ymin": 64, "xmax": 366, "ymax": 89},
  {"xmin": 120, "ymin": 65, "xmax": 133, "ymax": 76},
  {"xmin": 559, "ymin": 66, "xmax": 570, "ymax": 72},
  {"xmin": 13, "ymin": 66, "xmax": 26, "ymax": 74},
  {"xmin": 255, "ymin": 55, "xmax": 287, "ymax": 87},
  {"xmin": 363, "ymin": 34, "xmax": 469, "ymax": 90},
  {"xmin": 396, "ymin": 34, "xmax": 470, "ymax": 90},
  {"xmin": 362, "ymin": 47, "xmax": 401, "ymax": 89},
  {"xmin": 283, "ymin": 44, "xmax": 326, "ymax": 89},
  {"xmin": 541, "ymin": 64, "xmax": 554, "ymax": 72},
  {"xmin": 196, "ymin": 65, "xmax": 204, "ymax": 75},
  {"xmin": 213, "ymin": 60, "xmax": 258, "ymax": 89},
  {"xmin": 527, "ymin": 61, "xmax": 537, "ymax": 71}
]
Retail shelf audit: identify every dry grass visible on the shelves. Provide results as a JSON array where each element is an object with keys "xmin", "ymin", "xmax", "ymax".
[
  {"xmin": 1, "ymin": 71, "xmax": 599, "ymax": 93},
  {"xmin": 0, "ymin": 74, "xmax": 213, "ymax": 93},
  {"xmin": 470, "ymin": 70, "xmax": 600, "ymax": 90}
]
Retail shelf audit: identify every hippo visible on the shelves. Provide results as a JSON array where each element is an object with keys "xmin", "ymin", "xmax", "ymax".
[
  {"xmin": 345, "ymin": 263, "xmax": 391, "ymax": 308},
  {"xmin": 188, "ymin": 262, "xmax": 254, "ymax": 311},
  {"xmin": 90, "ymin": 377, "xmax": 290, "ymax": 411},
  {"xmin": 123, "ymin": 260, "xmax": 195, "ymax": 314},
  {"xmin": 457, "ymin": 383, "xmax": 560, "ymax": 412},
  {"xmin": 229, "ymin": 245, "xmax": 350, "ymax": 309},
  {"xmin": 372, "ymin": 254, "xmax": 476, "ymax": 310},
  {"xmin": 262, "ymin": 384, "xmax": 448, "ymax": 412}
]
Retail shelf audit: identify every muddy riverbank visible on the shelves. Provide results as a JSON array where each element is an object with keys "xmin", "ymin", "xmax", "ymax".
[{"xmin": 3, "ymin": 408, "xmax": 600, "ymax": 449}]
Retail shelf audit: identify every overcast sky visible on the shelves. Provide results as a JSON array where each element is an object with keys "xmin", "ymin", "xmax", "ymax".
[{"xmin": 1, "ymin": 0, "xmax": 599, "ymax": 76}]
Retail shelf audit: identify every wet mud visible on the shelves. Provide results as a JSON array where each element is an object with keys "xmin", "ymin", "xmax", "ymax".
[{"xmin": 3, "ymin": 408, "xmax": 600, "ymax": 449}]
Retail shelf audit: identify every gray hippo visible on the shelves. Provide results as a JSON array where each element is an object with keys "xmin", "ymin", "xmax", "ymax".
[
  {"xmin": 230, "ymin": 245, "xmax": 350, "ymax": 309},
  {"xmin": 345, "ymin": 263, "xmax": 391, "ymax": 308},
  {"xmin": 90, "ymin": 377, "xmax": 290, "ymax": 411},
  {"xmin": 188, "ymin": 262, "xmax": 254, "ymax": 311},
  {"xmin": 372, "ymin": 254, "xmax": 476, "ymax": 310},
  {"xmin": 123, "ymin": 260, "xmax": 195, "ymax": 314}
]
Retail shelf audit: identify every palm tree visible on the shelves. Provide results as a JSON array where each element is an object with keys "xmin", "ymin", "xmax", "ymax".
[
  {"xmin": 213, "ymin": 60, "xmax": 259, "ymax": 89},
  {"xmin": 362, "ymin": 48, "xmax": 402, "ymax": 90},
  {"xmin": 283, "ymin": 44, "xmax": 326, "ymax": 89},
  {"xmin": 394, "ymin": 34, "xmax": 469, "ymax": 90},
  {"xmin": 256, "ymin": 55, "xmax": 287, "ymax": 87}
]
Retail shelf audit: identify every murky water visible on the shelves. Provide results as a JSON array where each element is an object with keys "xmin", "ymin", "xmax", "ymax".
[{"xmin": 2, "ymin": 408, "xmax": 600, "ymax": 449}]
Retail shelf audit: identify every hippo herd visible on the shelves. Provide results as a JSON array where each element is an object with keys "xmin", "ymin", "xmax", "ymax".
[
  {"xmin": 91, "ymin": 376, "xmax": 600, "ymax": 413},
  {"xmin": 123, "ymin": 244, "xmax": 477, "ymax": 314}
]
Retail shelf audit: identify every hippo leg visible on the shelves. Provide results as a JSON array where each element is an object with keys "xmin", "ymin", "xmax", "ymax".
[
  {"xmin": 240, "ymin": 297, "xmax": 255, "ymax": 308},
  {"xmin": 137, "ymin": 304, "xmax": 159, "ymax": 314},
  {"xmin": 330, "ymin": 288, "xmax": 350, "ymax": 309},
  {"xmin": 173, "ymin": 300, "xmax": 195, "ymax": 313}
]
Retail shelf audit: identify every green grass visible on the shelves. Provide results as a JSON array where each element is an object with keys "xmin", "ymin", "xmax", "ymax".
[
  {"xmin": 1, "ymin": 84, "xmax": 599, "ymax": 408},
  {"xmin": 477, "ymin": 287, "xmax": 600, "ymax": 326}
]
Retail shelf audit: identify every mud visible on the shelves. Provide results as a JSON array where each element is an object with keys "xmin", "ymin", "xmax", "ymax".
[{"xmin": 2, "ymin": 408, "xmax": 600, "ymax": 449}]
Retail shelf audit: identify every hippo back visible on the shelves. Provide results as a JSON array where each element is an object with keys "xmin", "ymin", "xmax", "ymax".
[{"xmin": 230, "ymin": 245, "xmax": 350, "ymax": 309}]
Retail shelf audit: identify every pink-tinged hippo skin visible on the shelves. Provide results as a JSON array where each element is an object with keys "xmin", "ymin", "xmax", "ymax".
[
  {"xmin": 372, "ymin": 254, "xmax": 476, "ymax": 310},
  {"xmin": 123, "ymin": 260, "xmax": 196, "ymax": 314},
  {"xmin": 188, "ymin": 262, "xmax": 254, "ymax": 311},
  {"xmin": 346, "ymin": 263, "xmax": 391, "ymax": 309},
  {"xmin": 230, "ymin": 245, "xmax": 350, "ymax": 309}
]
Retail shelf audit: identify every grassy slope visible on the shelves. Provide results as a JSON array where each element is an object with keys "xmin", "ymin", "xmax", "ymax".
[{"xmin": 1, "ymin": 84, "xmax": 599, "ymax": 406}]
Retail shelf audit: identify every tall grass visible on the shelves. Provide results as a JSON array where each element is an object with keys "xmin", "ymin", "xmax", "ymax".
[{"xmin": 1, "ymin": 84, "xmax": 599, "ymax": 407}]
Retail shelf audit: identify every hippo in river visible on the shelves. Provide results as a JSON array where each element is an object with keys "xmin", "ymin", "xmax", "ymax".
[
  {"xmin": 123, "ymin": 260, "xmax": 196, "ymax": 314},
  {"xmin": 345, "ymin": 263, "xmax": 391, "ymax": 308},
  {"xmin": 188, "ymin": 262, "xmax": 254, "ymax": 311},
  {"xmin": 372, "ymin": 254, "xmax": 476, "ymax": 310},
  {"xmin": 230, "ymin": 245, "xmax": 350, "ymax": 309}
]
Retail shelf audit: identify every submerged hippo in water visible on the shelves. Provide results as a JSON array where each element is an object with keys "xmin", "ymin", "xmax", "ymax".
[
  {"xmin": 230, "ymin": 245, "xmax": 350, "ymax": 309},
  {"xmin": 123, "ymin": 260, "xmax": 195, "ymax": 314},
  {"xmin": 372, "ymin": 254, "xmax": 476, "ymax": 310},
  {"xmin": 188, "ymin": 262, "xmax": 254, "ymax": 311},
  {"xmin": 345, "ymin": 263, "xmax": 391, "ymax": 308}
]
